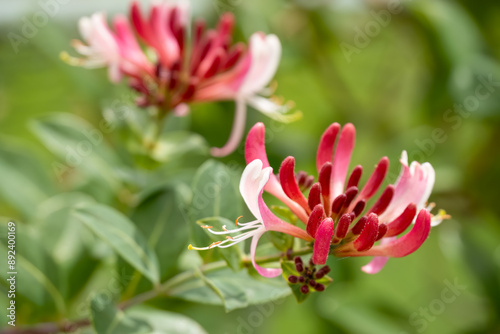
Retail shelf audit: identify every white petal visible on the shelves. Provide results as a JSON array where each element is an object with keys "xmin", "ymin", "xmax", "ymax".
[{"xmin": 239, "ymin": 160, "xmax": 272, "ymax": 221}]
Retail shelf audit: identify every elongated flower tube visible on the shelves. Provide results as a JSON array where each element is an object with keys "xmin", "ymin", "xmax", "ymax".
[
  {"xmin": 189, "ymin": 159, "xmax": 313, "ymax": 277},
  {"xmin": 62, "ymin": 1, "xmax": 300, "ymax": 157},
  {"xmin": 245, "ymin": 122, "xmax": 448, "ymax": 274}
]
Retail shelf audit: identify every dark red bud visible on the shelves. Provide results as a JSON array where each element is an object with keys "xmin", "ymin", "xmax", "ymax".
[
  {"xmin": 315, "ymin": 266, "xmax": 331, "ymax": 279},
  {"xmin": 353, "ymin": 200, "xmax": 366, "ymax": 217},
  {"xmin": 307, "ymin": 204, "xmax": 325, "ymax": 237},
  {"xmin": 300, "ymin": 285, "xmax": 310, "ymax": 294},
  {"xmin": 351, "ymin": 216, "xmax": 367, "ymax": 235},
  {"xmin": 368, "ymin": 185, "xmax": 394, "ymax": 216},
  {"xmin": 347, "ymin": 165, "xmax": 363, "ymax": 189},
  {"xmin": 308, "ymin": 183, "xmax": 322, "ymax": 211},
  {"xmin": 331, "ymin": 194, "xmax": 346, "ymax": 215}
]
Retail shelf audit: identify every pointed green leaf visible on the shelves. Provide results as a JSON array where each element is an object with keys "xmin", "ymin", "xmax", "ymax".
[
  {"xmin": 90, "ymin": 294, "xmax": 151, "ymax": 334},
  {"xmin": 188, "ymin": 160, "xmax": 243, "ymax": 263},
  {"xmin": 74, "ymin": 203, "xmax": 160, "ymax": 285},
  {"xmin": 169, "ymin": 268, "xmax": 290, "ymax": 312},
  {"xmin": 127, "ymin": 307, "xmax": 208, "ymax": 334},
  {"xmin": 0, "ymin": 143, "xmax": 55, "ymax": 218},
  {"xmin": 0, "ymin": 219, "xmax": 65, "ymax": 313}
]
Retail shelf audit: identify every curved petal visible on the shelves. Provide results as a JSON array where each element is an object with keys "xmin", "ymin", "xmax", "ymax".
[
  {"xmin": 245, "ymin": 123, "xmax": 309, "ymax": 223},
  {"xmin": 250, "ymin": 228, "xmax": 282, "ymax": 277},
  {"xmin": 316, "ymin": 123, "xmax": 340, "ymax": 173},
  {"xmin": 341, "ymin": 209, "xmax": 431, "ymax": 258},
  {"xmin": 257, "ymin": 192, "xmax": 313, "ymax": 241},
  {"xmin": 239, "ymin": 159, "xmax": 272, "ymax": 221},
  {"xmin": 239, "ymin": 33, "xmax": 281, "ymax": 96},
  {"xmin": 360, "ymin": 237, "xmax": 396, "ymax": 274},
  {"xmin": 379, "ymin": 151, "xmax": 435, "ymax": 223},
  {"xmin": 331, "ymin": 123, "xmax": 356, "ymax": 200},
  {"xmin": 211, "ymin": 98, "xmax": 247, "ymax": 157},
  {"xmin": 361, "ymin": 256, "xmax": 389, "ymax": 274}
]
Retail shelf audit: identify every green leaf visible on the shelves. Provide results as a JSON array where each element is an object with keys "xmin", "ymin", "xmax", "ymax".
[
  {"xmin": 317, "ymin": 297, "xmax": 406, "ymax": 334},
  {"xmin": 169, "ymin": 268, "xmax": 290, "ymax": 312},
  {"xmin": 151, "ymin": 131, "xmax": 209, "ymax": 163},
  {"xmin": 0, "ymin": 219, "xmax": 65, "ymax": 313},
  {"xmin": 127, "ymin": 307, "xmax": 208, "ymax": 334},
  {"xmin": 131, "ymin": 183, "xmax": 191, "ymax": 279},
  {"xmin": 269, "ymin": 231, "xmax": 294, "ymax": 253},
  {"xmin": 74, "ymin": 203, "xmax": 160, "ymax": 285},
  {"xmin": 34, "ymin": 193, "xmax": 101, "ymax": 300},
  {"xmin": 188, "ymin": 160, "xmax": 243, "ymax": 263},
  {"xmin": 90, "ymin": 294, "xmax": 152, "ymax": 334},
  {"xmin": 0, "ymin": 143, "xmax": 55, "ymax": 218},
  {"xmin": 30, "ymin": 113, "xmax": 121, "ymax": 198},
  {"xmin": 196, "ymin": 217, "xmax": 243, "ymax": 270}
]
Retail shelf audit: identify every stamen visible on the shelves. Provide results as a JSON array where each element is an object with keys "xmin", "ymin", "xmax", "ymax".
[
  {"xmin": 226, "ymin": 236, "xmax": 233, "ymax": 240},
  {"xmin": 222, "ymin": 225, "xmax": 228, "ymax": 231},
  {"xmin": 235, "ymin": 215, "xmax": 243, "ymax": 226},
  {"xmin": 200, "ymin": 225, "xmax": 213, "ymax": 229},
  {"xmin": 209, "ymin": 241, "xmax": 222, "ymax": 248}
]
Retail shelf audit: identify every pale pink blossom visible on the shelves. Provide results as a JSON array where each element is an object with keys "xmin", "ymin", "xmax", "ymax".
[{"xmin": 63, "ymin": 1, "xmax": 299, "ymax": 157}]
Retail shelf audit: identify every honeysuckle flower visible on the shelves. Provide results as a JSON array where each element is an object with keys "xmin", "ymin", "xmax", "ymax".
[
  {"xmin": 189, "ymin": 159, "xmax": 313, "ymax": 278},
  {"xmin": 245, "ymin": 122, "xmax": 448, "ymax": 275},
  {"xmin": 62, "ymin": 1, "xmax": 299, "ymax": 157}
]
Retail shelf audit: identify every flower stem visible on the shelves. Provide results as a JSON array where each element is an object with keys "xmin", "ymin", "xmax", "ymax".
[{"xmin": 1, "ymin": 247, "xmax": 312, "ymax": 334}]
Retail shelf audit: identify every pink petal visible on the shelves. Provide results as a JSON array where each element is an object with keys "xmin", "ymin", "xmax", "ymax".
[
  {"xmin": 251, "ymin": 228, "xmax": 282, "ymax": 278},
  {"xmin": 316, "ymin": 123, "xmax": 340, "ymax": 172},
  {"xmin": 385, "ymin": 203, "xmax": 417, "ymax": 237},
  {"xmin": 361, "ymin": 256, "xmax": 389, "ymax": 274},
  {"xmin": 312, "ymin": 218, "xmax": 334, "ymax": 265},
  {"xmin": 331, "ymin": 124, "xmax": 356, "ymax": 200},
  {"xmin": 279, "ymin": 157, "xmax": 310, "ymax": 212},
  {"xmin": 351, "ymin": 157, "xmax": 389, "ymax": 210},
  {"xmin": 379, "ymin": 151, "xmax": 435, "ymax": 223},
  {"xmin": 257, "ymin": 191, "xmax": 313, "ymax": 241},
  {"xmin": 211, "ymin": 98, "xmax": 247, "ymax": 157},
  {"xmin": 239, "ymin": 160, "xmax": 271, "ymax": 221},
  {"xmin": 239, "ymin": 33, "xmax": 281, "ymax": 95},
  {"xmin": 245, "ymin": 123, "xmax": 309, "ymax": 223},
  {"xmin": 361, "ymin": 237, "xmax": 396, "ymax": 274},
  {"xmin": 346, "ymin": 209, "xmax": 431, "ymax": 257},
  {"xmin": 245, "ymin": 122, "xmax": 272, "ymax": 169}
]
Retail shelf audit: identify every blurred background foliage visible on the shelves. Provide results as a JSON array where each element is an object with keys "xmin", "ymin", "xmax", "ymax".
[{"xmin": 0, "ymin": 0, "xmax": 499, "ymax": 333}]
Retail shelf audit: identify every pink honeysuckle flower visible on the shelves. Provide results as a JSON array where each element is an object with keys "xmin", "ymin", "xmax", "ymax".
[
  {"xmin": 245, "ymin": 122, "xmax": 448, "ymax": 275},
  {"xmin": 62, "ymin": 1, "xmax": 299, "ymax": 157},
  {"xmin": 189, "ymin": 159, "xmax": 313, "ymax": 278}
]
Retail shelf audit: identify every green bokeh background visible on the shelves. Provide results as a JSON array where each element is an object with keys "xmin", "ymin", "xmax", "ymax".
[{"xmin": 1, "ymin": 0, "xmax": 500, "ymax": 333}]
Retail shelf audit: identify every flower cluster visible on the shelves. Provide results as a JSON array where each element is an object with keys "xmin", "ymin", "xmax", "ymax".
[
  {"xmin": 62, "ymin": 1, "xmax": 299, "ymax": 156},
  {"xmin": 192, "ymin": 122, "xmax": 447, "ymax": 278}
]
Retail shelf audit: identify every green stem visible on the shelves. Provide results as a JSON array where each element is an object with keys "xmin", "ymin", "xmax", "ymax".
[{"xmin": 2, "ymin": 247, "xmax": 312, "ymax": 334}]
